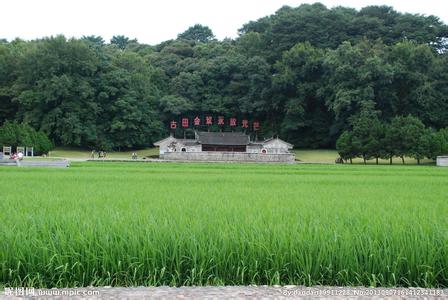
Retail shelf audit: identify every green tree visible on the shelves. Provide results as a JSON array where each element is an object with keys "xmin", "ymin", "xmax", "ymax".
[
  {"xmin": 387, "ymin": 41, "xmax": 444, "ymax": 127},
  {"xmin": 336, "ymin": 131, "xmax": 356, "ymax": 163},
  {"xmin": 381, "ymin": 123, "xmax": 395, "ymax": 165},
  {"xmin": 158, "ymin": 95, "xmax": 194, "ymax": 116},
  {"xmin": 0, "ymin": 42, "xmax": 22, "ymax": 123},
  {"xmin": 0, "ymin": 121, "xmax": 53, "ymax": 154},
  {"xmin": 350, "ymin": 107, "xmax": 384, "ymax": 164},
  {"xmin": 387, "ymin": 115, "xmax": 426, "ymax": 164},
  {"xmin": 239, "ymin": 3, "xmax": 448, "ymax": 63},
  {"xmin": 81, "ymin": 35, "xmax": 105, "ymax": 46},
  {"xmin": 322, "ymin": 40, "xmax": 394, "ymax": 138},
  {"xmin": 178, "ymin": 24, "xmax": 215, "ymax": 43},
  {"xmin": 274, "ymin": 43, "xmax": 330, "ymax": 147},
  {"xmin": 110, "ymin": 35, "xmax": 137, "ymax": 50},
  {"xmin": 14, "ymin": 36, "xmax": 99, "ymax": 146},
  {"xmin": 96, "ymin": 51, "xmax": 163, "ymax": 150},
  {"xmin": 0, "ymin": 120, "xmax": 18, "ymax": 146},
  {"xmin": 0, "ymin": 3, "xmax": 447, "ymax": 152},
  {"xmin": 366, "ymin": 119, "xmax": 385, "ymax": 165},
  {"xmin": 439, "ymin": 128, "xmax": 448, "ymax": 155}
]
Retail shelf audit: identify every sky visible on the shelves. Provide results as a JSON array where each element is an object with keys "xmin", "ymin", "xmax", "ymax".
[{"xmin": 1, "ymin": 0, "xmax": 448, "ymax": 45}]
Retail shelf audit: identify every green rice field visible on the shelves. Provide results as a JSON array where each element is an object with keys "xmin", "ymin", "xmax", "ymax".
[{"xmin": 0, "ymin": 162, "xmax": 447, "ymax": 288}]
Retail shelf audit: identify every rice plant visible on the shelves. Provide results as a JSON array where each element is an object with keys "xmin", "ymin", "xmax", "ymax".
[{"xmin": 0, "ymin": 163, "xmax": 446, "ymax": 288}]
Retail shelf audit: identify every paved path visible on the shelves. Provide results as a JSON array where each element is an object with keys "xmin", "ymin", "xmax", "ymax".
[{"xmin": 1, "ymin": 286, "xmax": 447, "ymax": 299}]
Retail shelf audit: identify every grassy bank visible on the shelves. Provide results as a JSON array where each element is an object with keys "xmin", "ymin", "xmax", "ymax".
[
  {"xmin": 47, "ymin": 147, "xmax": 435, "ymax": 165},
  {"xmin": 48, "ymin": 147, "xmax": 159, "ymax": 159}
]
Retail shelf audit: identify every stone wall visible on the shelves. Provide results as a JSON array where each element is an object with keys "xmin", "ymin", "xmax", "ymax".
[
  {"xmin": 161, "ymin": 151, "xmax": 295, "ymax": 163},
  {"xmin": 436, "ymin": 156, "xmax": 448, "ymax": 167}
]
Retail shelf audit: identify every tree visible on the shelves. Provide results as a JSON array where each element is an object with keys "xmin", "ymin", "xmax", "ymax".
[
  {"xmin": 81, "ymin": 35, "xmax": 105, "ymax": 46},
  {"xmin": 158, "ymin": 95, "xmax": 193, "ymax": 116},
  {"xmin": 387, "ymin": 115, "xmax": 426, "ymax": 164},
  {"xmin": 0, "ymin": 121, "xmax": 53, "ymax": 155},
  {"xmin": 336, "ymin": 131, "xmax": 355, "ymax": 163},
  {"xmin": 322, "ymin": 40, "xmax": 394, "ymax": 140},
  {"xmin": 381, "ymin": 124, "xmax": 396, "ymax": 165},
  {"xmin": 424, "ymin": 128, "xmax": 448, "ymax": 160},
  {"xmin": 0, "ymin": 42, "xmax": 21, "ymax": 123},
  {"xmin": 0, "ymin": 120, "xmax": 18, "ymax": 146},
  {"xmin": 110, "ymin": 35, "xmax": 137, "ymax": 50},
  {"xmin": 96, "ymin": 51, "xmax": 163, "ymax": 150},
  {"xmin": 0, "ymin": 3, "xmax": 447, "ymax": 152},
  {"xmin": 387, "ymin": 41, "xmax": 445, "ymax": 128},
  {"xmin": 178, "ymin": 24, "xmax": 215, "ymax": 43},
  {"xmin": 35, "ymin": 131, "xmax": 53, "ymax": 155},
  {"xmin": 274, "ymin": 42, "xmax": 330, "ymax": 147},
  {"xmin": 421, "ymin": 129, "xmax": 441, "ymax": 161},
  {"xmin": 14, "ymin": 36, "xmax": 100, "ymax": 147},
  {"xmin": 366, "ymin": 120, "xmax": 385, "ymax": 165},
  {"xmin": 239, "ymin": 3, "xmax": 448, "ymax": 63},
  {"xmin": 439, "ymin": 128, "xmax": 448, "ymax": 155},
  {"xmin": 350, "ymin": 107, "xmax": 384, "ymax": 164}
]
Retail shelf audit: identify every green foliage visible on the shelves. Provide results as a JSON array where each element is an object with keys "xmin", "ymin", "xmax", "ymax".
[
  {"xmin": 0, "ymin": 121, "xmax": 53, "ymax": 154},
  {"xmin": 110, "ymin": 35, "xmax": 137, "ymax": 50},
  {"xmin": 35, "ymin": 131, "xmax": 53, "ymax": 154},
  {"xmin": 350, "ymin": 108, "xmax": 385, "ymax": 164},
  {"xmin": 0, "ymin": 120, "xmax": 18, "ymax": 146},
  {"xmin": 178, "ymin": 24, "xmax": 215, "ymax": 43},
  {"xmin": 96, "ymin": 51, "xmax": 164, "ymax": 150},
  {"xmin": 0, "ymin": 42, "xmax": 21, "ymax": 123},
  {"xmin": 336, "ymin": 131, "xmax": 355, "ymax": 163},
  {"xmin": 427, "ymin": 128, "xmax": 448, "ymax": 158},
  {"xmin": 322, "ymin": 41, "xmax": 394, "ymax": 132},
  {"xmin": 337, "ymin": 115, "xmax": 447, "ymax": 165},
  {"xmin": 7, "ymin": 36, "xmax": 163, "ymax": 150},
  {"xmin": 439, "ymin": 128, "xmax": 448, "ymax": 154},
  {"xmin": 0, "ymin": 4, "xmax": 447, "ymax": 150},
  {"xmin": 275, "ymin": 42, "xmax": 331, "ymax": 147},
  {"xmin": 388, "ymin": 115, "xmax": 426, "ymax": 164},
  {"xmin": 240, "ymin": 3, "xmax": 448, "ymax": 62},
  {"xmin": 81, "ymin": 35, "xmax": 105, "ymax": 46}
]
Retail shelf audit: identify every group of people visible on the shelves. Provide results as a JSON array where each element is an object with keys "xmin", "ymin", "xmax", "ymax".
[
  {"xmin": 9, "ymin": 152, "xmax": 24, "ymax": 161},
  {"xmin": 90, "ymin": 150, "xmax": 107, "ymax": 159},
  {"xmin": 89, "ymin": 150, "xmax": 140, "ymax": 160}
]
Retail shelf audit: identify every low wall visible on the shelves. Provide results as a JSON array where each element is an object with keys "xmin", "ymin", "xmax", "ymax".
[
  {"xmin": 0, "ymin": 159, "xmax": 70, "ymax": 167},
  {"xmin": 436, "ymin": 156, "xmax": 448, "ymax": 167},
  {"xmin": 0, "ymin": 159, "xmax": 18, "ymax": 166},
  {"xmin": 161, "ymin": 151, "xmax": 295, "ymax": 163},
  {"xmin": 17, "ymin": 160, "xmax": 70, "ymax": 167}
]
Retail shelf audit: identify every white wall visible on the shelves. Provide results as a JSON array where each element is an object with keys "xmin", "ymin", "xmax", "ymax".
[{"xmin": 437, "ymin": 156, "xmax": 448, "ymax": 167}]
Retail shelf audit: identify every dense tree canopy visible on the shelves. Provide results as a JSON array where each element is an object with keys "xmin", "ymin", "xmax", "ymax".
[{"xmin": 1, "ymin": 3, "xmax": 448, "ymax": 151}]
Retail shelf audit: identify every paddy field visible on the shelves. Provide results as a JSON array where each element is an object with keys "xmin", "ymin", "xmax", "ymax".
[{"xmin": 0, "ymin": 162, "xmax": 446, "ymax": 288}]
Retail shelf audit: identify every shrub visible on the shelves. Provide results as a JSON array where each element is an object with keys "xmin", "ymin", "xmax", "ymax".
[{"xmin": 0, "ymin": 121, "xmax": 53, "ymax": 155}]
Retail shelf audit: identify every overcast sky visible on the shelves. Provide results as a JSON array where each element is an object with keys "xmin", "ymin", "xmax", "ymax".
[{"xmin": 1, "ymin": 0, "xmax": 447, "ymax": 45}]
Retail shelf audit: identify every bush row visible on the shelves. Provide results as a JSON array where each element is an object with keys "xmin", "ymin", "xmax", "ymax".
[
  {"xmin": 0, "ymin": 121, "xmax": 54, "ymax": 155},
  {"xmin": 336, "ymin": 114, "xmax": 448, "ymax": 164}
]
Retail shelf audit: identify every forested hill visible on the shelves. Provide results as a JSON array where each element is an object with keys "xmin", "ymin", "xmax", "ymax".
[{"xmin": 1, "ymin": 3, "xmax": 448, "ymax": 150}]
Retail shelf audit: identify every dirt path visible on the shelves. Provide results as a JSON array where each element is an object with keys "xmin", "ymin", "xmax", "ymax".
[{"xmin": 1, "ymin": 286, "xmax": 447, "ymax": 299}]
